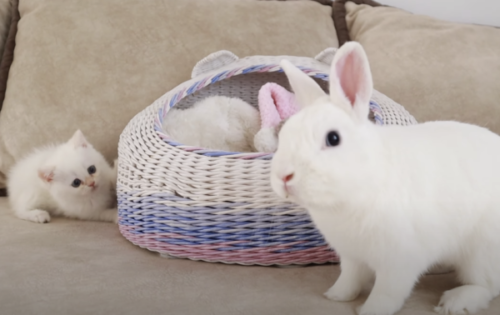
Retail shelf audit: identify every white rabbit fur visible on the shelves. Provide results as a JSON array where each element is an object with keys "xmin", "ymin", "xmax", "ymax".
[
  {"xmin": 271, "ymin": 42, "xmax": 500, "ymax": 315},
  {"xmin": 163, "ymin": 96, "xmax": 260, "ymax": 152}
]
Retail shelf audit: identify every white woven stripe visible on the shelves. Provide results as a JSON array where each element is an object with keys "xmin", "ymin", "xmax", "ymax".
[{"xmin": 372, "ymin": 90, "xmax": 417, "ymax": 126}]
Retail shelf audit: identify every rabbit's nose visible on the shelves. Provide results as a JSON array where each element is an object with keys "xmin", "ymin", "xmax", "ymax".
[{"xmin": 283, "ymin": 173, "xmax": 294, "ymax": 183}]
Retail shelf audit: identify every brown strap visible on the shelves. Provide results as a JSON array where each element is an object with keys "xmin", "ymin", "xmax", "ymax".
[
  {"xmin": 310, "ymin": 0, "xmax": 333, "ymax": 5},
  {"xmin": 331, "ymin": 0, "xmax": 382, "ymax": 46},
  {"xmin": 0, "ymin": 0, "xmax": 20, "ymax": 112}
]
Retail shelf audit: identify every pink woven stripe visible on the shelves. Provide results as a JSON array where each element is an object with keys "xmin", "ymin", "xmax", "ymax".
[
  {"xmin": 195, "ymin": 76, "xmax": 211, "ymax": 92},
  {"xmin": 174, "ymin": 87, "xmax": 187, "ymax": 104},
  {"xmin": 179, "ymin": 146, "xmax": 205, "ymax": 152},
  {"xmin": 120, "ymin": 226, "xmax": 339, "ymax": 265},
  {"xmin": 225, "ymin": 67, "xmax": 243, "ymax": 78},
  {"xmin": 257, "ymin": 65, "xmax": 280, "ymax": 73},
  {"xmin": 238, "ymin": 152, "xmax": 272, "ymax": 159}
]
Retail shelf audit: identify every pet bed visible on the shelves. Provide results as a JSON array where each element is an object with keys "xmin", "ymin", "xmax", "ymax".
[{"xmin": 117, "ymin": 48, "xmax": 417, "ymax": 265}]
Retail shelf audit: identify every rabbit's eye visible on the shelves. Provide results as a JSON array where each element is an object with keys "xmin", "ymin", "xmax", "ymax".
[{"xmin": 326, "ymin": 131, "xmax": 341, "ymax": 147}]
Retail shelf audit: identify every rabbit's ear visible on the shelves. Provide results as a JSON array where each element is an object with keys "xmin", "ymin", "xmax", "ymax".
[
  {"xmin": 280, "ymin": 60, "xmax": 326, "ymax": 109},
  {"xmin": 329, "ymin": 42, "xmax": 373, "ymax": 122}
]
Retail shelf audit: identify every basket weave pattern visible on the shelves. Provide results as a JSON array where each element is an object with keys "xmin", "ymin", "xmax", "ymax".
[{"xmin": 117, "ymin": 54, "xmax": 417, "ymax": 265}]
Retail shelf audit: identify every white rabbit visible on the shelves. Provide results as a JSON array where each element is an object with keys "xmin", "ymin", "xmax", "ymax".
[
  {"xmin": 163, "ymin": 96, "xmax": 260, "ymax": 152},
  {"xmin": 270, "ymin": 41, "xmax": 500, "ymax": 315}
]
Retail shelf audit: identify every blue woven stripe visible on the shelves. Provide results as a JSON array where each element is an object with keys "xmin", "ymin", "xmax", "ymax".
[
  {"xmin": 193, "ymin": 151, "xmax": 240, "ymax": 157},
  {"xmin": 369, "ymin": 100, "xmax": 384, "ymax": 125},
  {"xmin": 118, "ymin": 191, "xmax": 328, "ymax": 252},
  {"xmin": 241, "ymin": 65, "xmax": 264, "ymax": 74},
  {"xmin": 210, "ymin": 70, "xmax": 229, "ymax": 83},
  {"xmin": 313, "ymin": 73, "xmax": 329, "ymax": 80}
]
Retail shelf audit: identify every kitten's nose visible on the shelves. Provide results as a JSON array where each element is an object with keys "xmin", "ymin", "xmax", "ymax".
[
  {"xmin": 282, "ymin": 173, "xmax": 294, "ymax": 184},
  {"xmin": 87, "ymin": 180, "xmax": 95, "ymax": 188}
]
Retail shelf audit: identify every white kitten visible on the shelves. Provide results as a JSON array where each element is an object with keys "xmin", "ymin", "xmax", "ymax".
[
  {"xmin": 7, "ymin": 130, "xmax": 118, "ymax": 224},
  {"xmin": 163, "ymin": 96, "xmax": 261, "ymax": 152}
]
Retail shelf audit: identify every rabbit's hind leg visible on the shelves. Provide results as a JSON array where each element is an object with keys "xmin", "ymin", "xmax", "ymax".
[{"xmin": 435, "ymin": 226, "xmax": 500, "ymax": 315}]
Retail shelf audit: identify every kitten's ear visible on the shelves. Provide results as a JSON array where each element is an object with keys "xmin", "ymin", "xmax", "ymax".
[
  {"xmin": 68, "ymin": 130, "xmax": 89, "ymax": 148},
  {"xmin": 38, "ymin": 166, "xmax": 55, "ymax": 183}
]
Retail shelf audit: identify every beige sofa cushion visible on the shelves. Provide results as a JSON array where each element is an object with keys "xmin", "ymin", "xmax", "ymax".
[
  {"xmin": 0, "ymin": 0, "xmax": 338, "ymax": 188},
  {"xmin": 345, "ymin": 2, "xmax": 500, "ymax": 134}
]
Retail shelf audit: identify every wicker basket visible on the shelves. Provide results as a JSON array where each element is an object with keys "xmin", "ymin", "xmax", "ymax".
[{"xmin": 117, "ymin": 48, "xmax": 417, "ymax": 266}]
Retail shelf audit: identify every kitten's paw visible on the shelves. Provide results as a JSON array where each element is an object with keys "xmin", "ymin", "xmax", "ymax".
[
  {"xmin": 435, "ymin": 285, "xmax": 491, "ymax": 315},
  {"xmin": 23, "ymin": 209, "xmax": 51, "ymax": 223},
  {"xmin": 358, "ymin": 296, "xmax": 403, "ymax": 315},
  {"xmin": 324, "ymin": 283, "xmax": 360, "ymax": 302},
  {"xmin": 102, "ymin": 208, "xmax": 118, "ymax": 223}
]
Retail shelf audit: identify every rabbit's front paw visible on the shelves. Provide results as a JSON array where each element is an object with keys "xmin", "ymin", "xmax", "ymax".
[
  {"xmin": 434, "ymin": 285, "xmax": 491, "ymax": 315},
  {"xmin": 358, "ymin": 296, "xmax": 403, "ymax": 315},
  {"xmin": 324, "ymin": 282, "xmax": 360, "ymax": 302}
]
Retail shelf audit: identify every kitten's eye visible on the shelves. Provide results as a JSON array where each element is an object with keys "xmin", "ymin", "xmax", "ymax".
[
  {"xmin": 326, "ymin": 131, "xmax": 341, "ymax": 147},
  {"xmin": 71, "ymin": 179, "xmax": 82, "ymax": 188},
  {"xmin": 87, "ymin": 165, "xmax": 96, "ymax": 175}
]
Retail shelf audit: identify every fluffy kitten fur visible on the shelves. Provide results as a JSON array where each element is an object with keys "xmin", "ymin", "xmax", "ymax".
[
  {"xmin": 8, "ymin": 130, "xmax": 118, "ymax": 224},
  {"xmin": 163, "ymin": 96, "xmax": 261, "ymax": 152}
]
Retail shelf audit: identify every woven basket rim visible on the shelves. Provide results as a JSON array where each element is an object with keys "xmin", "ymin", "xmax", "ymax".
[{"xmin": 155, "ymin": 62, "xmax": 384, "ymax": 160}]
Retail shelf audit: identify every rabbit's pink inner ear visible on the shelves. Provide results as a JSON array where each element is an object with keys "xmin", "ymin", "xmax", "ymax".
[{"xmin": 335, "ymin": 49, "xmax": 368, "ymax": 107}]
